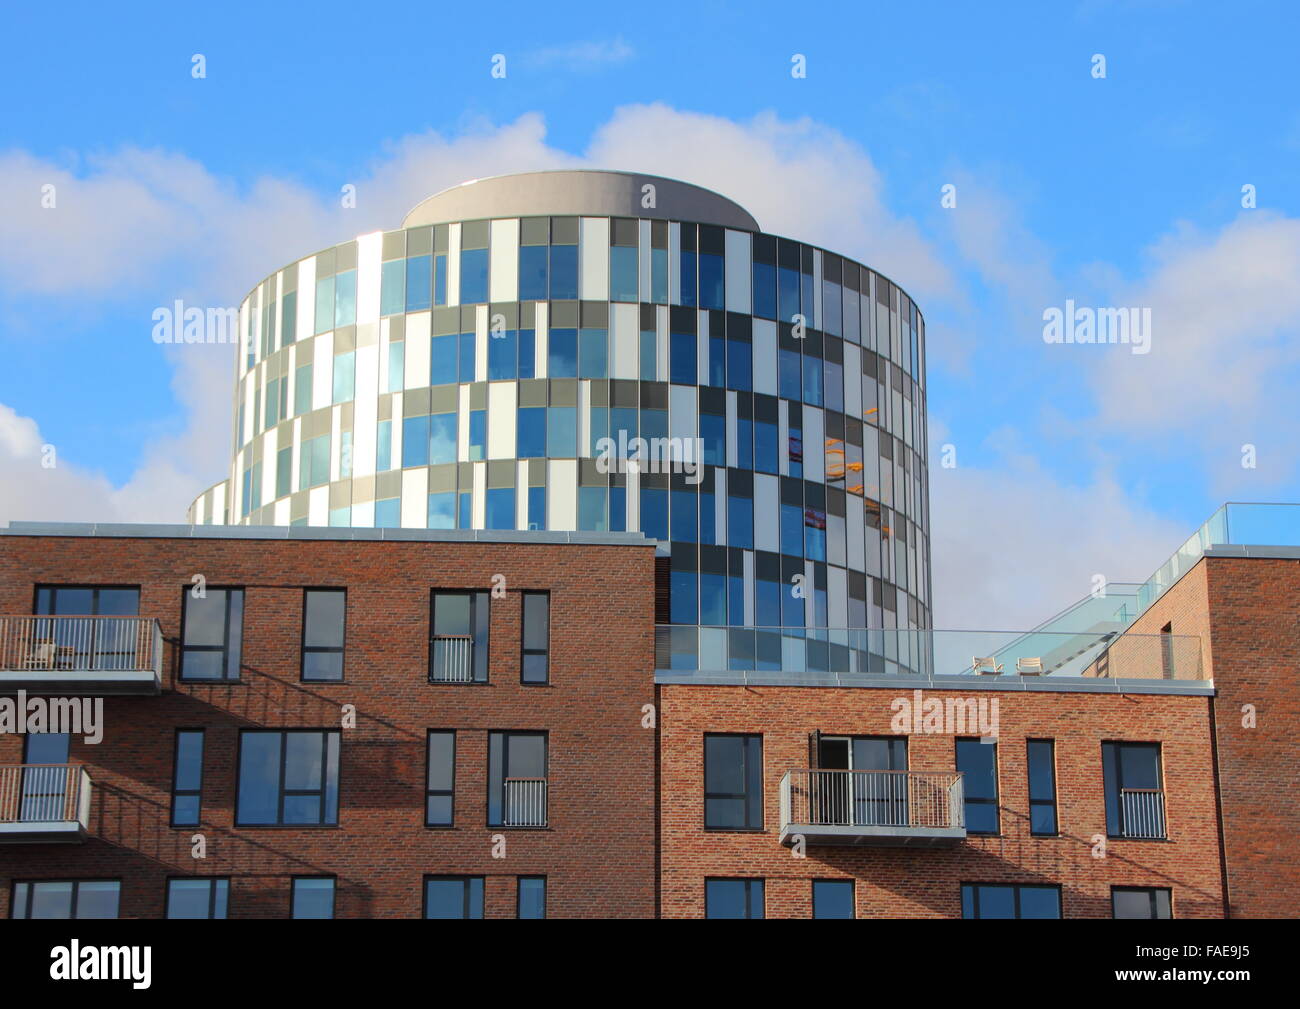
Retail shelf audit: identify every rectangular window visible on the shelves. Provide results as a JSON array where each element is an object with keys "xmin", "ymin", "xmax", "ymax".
[
  {"xmin": 10, "ymin": 880, "xmax": 120, "ymax": 919},
  {"xmin": 32, "ymin": 585, "xmax": 141, "ymax": 670},
  {"xmin": 170, "ymin": 729, "xmax": 205, "ymax": 827},
  {"xmin": 292, "ymin": 877, "xmax": 336, "ymax": 919},
  {"xmin": 704, "ymin": 734, "xmax": 763, "ymax": 830},
  {"xmin": 180, "ymin": 587, "xmax": 244, "ymax": 682},
  {"xmin": 460, "ymin": 248, "xmax": 488, "ymax": 304},
  {"xmin": 236, "ymin": 730, "xmax": 340, "ymax": 827},
  {"xmin": 1103, "ymin": 741, "xmax": 1165, "ymax": 839},
  {"xmin": 1027, "ymin": 739, "xmax": 1058, "ymax": 836},
  {"xmin": 430, "ymin": 591, "xmax": 490, "ymax": 683},
  {"xmin": 812, "ymin": 880, "xmax": 855, "ymax": 919},
  {"xmin": 488, "ymin": 731, "xmax": 547, "ymax": 828},
  {"xmin": 1112, "ymin": 886, "xmax": 1172, "ymax": 919},
  {"xmin": 521, "ymin": 592, "xmax": 550, "ymax": 684},
  {"xmin": 956, "ymin": 737, "xmax": 999, "ymax": 835},
  {"xmin": 301, "ymin": 589, "xmax": 346, "ymax": 682},
  {"xmin": 426, "ymin": 731, "xmax": 455, "ymax": 827},
  {"xmin": 705, "ymin": 878, "xmax": 764, "ymax": 919},
  {"xmin": 424, "ymin": 876, "xmax": 483, "ymax": 919},
  {"xmin": 166, "ymin": 878, "xmax": 229, "ymax": 919},
  {"xmin": 294, "ymin": 362, "xmax": 312, "ymax": 416},
  {"xmin": 517, "ymin": 876, "xmax": 546, "ymax": 919},
  {"xmin": 961, "ymin": 884, "xmax": 1061, "ymax": 919}
]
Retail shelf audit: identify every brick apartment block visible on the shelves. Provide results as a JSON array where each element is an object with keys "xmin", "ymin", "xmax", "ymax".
[{"xmin": 0, "ymin": 522, "xmax": 1296, "ymax": 919}]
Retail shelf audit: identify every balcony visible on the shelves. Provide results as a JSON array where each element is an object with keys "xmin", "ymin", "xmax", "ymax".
[
  {"xmin": 780, "ymin": 769, "xmax": 965, "ymax": 846},
  {"xmin": 0, "ymin": 764, "xmax": 92, "ymax": 843},
  {"xmin": 1118, "ymin": 788, "xmax": 1167, "ymax": 839},
  {"xmin": 0, "ymin": 616, "xmax": 163, "ymax": 695},
  {"xmin": 430, "ymin": 635, "xmax": 474, "ymax": 683},
  {"xmin": 503, "ymin": 778, "xmax": 548, "ymax": 827}
]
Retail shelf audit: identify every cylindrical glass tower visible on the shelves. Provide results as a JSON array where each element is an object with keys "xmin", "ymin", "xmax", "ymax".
[{"xmin": 189, "ymin": 170, "xmax": 930, "ymax": 634}]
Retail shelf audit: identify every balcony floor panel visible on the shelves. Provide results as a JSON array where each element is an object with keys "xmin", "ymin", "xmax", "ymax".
[
  {"xmin": 0, "ymin": 821, "xmax": 88, "ymax": 844},
  {"xmin": 780, "ymin": 823, "xmax": 967, "ymax": 847},
  {"xmin": 0, "ymin": 669, "xmax": 160, "ymax": 695}
]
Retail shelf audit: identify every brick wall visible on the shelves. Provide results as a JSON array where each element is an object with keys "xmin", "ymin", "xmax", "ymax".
[
  {"xmin": 660, "ymin": 684, "xmax": 1224, "ymax": 918},
  {"xmin": 0, "ymin": 534, "xmax": 658, "ymax": 919}
]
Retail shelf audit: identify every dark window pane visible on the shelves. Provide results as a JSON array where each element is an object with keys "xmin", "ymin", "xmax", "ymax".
[
  {"xmin": 518, "ymin": 877, "xmax": 546, "ymax": 919},
  {"xmin": 813, "ymin": 881, "xmax": 854, "ymax": 919},
  {"xmin": 292, "ymin": 878, "xmax": 335, "ymax": 919}
]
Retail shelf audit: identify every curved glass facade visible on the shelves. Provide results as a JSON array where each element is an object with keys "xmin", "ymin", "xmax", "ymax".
[{"xmin": 189, "ymin": 172, "xmax": 931, "ymax": 632}]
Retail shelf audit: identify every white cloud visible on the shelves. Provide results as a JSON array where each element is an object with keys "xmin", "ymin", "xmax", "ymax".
[
  {"xmin": 520, "ymin": 37, "xmax": 635, "ymax": 71},
  {"xmin": 928, "ymin": 428, "xmax": 1188, "ymax": 629}
]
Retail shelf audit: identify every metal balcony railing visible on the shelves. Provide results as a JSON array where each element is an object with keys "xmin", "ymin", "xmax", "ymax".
[
  {"xmin": 430, "ymin": 635, "xmax": 474, "ymax": 683},
  {"xmin": 0, "ymin": 764, "xmax": 92, "ymax": 836},
  {"xmin": 0, "ymin": 616, "xmax": 160, "ymax": 674},
  {"xmin": 1119, "ymin": 788, "xmax": 1167, "ymax": 839},
  {"xmin": 781, "ymin": 769, "xmax": 964, "ymax": 841},
  {"xmin": 503, "ymin": 778, "xmax": 548, "ymax": 827}
]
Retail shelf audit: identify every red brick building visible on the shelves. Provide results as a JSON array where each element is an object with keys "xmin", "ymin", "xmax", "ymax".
[{"xmin": 0, "ymin": 524, "xmax": 658, "ymax": 919}]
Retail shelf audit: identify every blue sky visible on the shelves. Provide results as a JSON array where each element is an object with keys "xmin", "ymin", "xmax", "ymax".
[{"xmin": 2, "ymin": 0, "xmax": 1298, "ymax": 626}]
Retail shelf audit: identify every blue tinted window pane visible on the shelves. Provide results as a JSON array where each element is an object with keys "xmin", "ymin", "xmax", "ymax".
[
  {"xmin": 433, "ymin": 253, "xmax": 447, "ymax": 305},
  {"xmin": 609, "ymin": 485, "xmax": 626, "ymax": 532},
  {"xmin": 813, "ymin": 881, "xmax": 854, "ymax": 919},
  {"xmin": 640, "ymin": 488, "xmax": 668, "ymax": 540},
  {"xmin": 700, "ymin": 571, "xmax": 726, "ymax": 625},
  {"xmin": 547, "ymin": 408, "xmax": 576, "ymax": 457},
  {"xmin": 387, "ymin": 341, "xmax": 404, "ymax": 393},
  {"xmin": 334, "ymin": 270, "xmax": 356, "ymax": 327},
  {"xmin": 728, "ymin": 495, "xmax": 753, "ymax": 549},
  {"xmin": 380, "ymin": 259, "xmax": 406, "ymax": 316},
  {"xmin": 236, "ymin": 734, "xmax": 280, "ymax": 825},
  {"xmin": 805, "ymin": 508, "xmax": 827, "ymax": 561},
  {"xmin": 375, "ymin": 498, "xmax": 400, "ymax": 528},
  {"xmin": 550, "ymin": 245, "xmax": 578, "ymax": 300},
  {"xmin": 680, "ymin": 251, "xmax": 697, "ymax": 307},
  {"xmin": 670, "ymin": 330, "xmax": 697, "ymax": 385},
  {"xmin": 486, "ymin": 487, "xmax": 515, "ymax": 530},
  {"xmin": 293, "ymin": 878, "xmax": 335, "ymax": 919},
  {"xmin": 670, "ymin": 570, "xmax": 697, "ymax": 624},
  {"xmin": 527, "ymin": 486, "xmax": 546, "ymax": 530},
  {"xmin": 430, "ymin": 334, "xmax": 457, "ymax": 386},
  {"xmin": 781, "ymin": 502, "xmax": 803, "ymax": 556},
  {"xmin": 699, "ymin": 253, "xmax": 724, "ymax": 310},
  {"xmin": 314, "ymin": 275, "xmax": 334, "ymax": 334},
  {"xmin": 778, "ymin": 266, "xmax": 800, "ymax": 322},
  {"xmin": 736, "ymin": 417, "xmax": 753, "ymax": 470},
  {"xmin": 578, "ymin": 486, "xmax": 607, "ymax": 531},
  {"xmin": 588, "ymin": 406, "xmax": 608, "ymax": 457},
  {"xmin": 332, "ymin": 352, "xmax": 355, "ymax": 404},
  {"xmin": 610, "ymin": 246, "xmax": 638, "ymax": 302},
  {"xmin": 517, "ymin": 407, "xmax": 546, "ymax": 458},
  {"xmin": 779, "ymin": 348, "xmax": 801, "ymax": 400},
  {"xmin": 1018, "ymin": 887, "xmax": 1061, "ymax": 919},
  {"xmin": 823, "ymin": 281, "xmax": 842, "ymax": 336},
  {"xmin": 429, "ymin": 412, "xmax": 457, "ymax": 465},
  {"xmin": 518, "ymin": 878, "xmax": 546, "ymax": 919},
  {"xmin": 548, "ymin": 328, "xmax": 577, "ymax": 378},
  {"xmin": 427, "ymin": 492, "xmax": 455, "ymax": 529},
  {"xmin": 468, "ymin": 410, "xmax": 486, "ymax": 461},
  {"xmin": 458, "ymin": 331, "xmax": 476, "ymax": 383},
  {"xmin": 755, "ymin": 421, "xmax": 777, "ymax": 474},
  {"xmin": 460, "ymin": 248, "xmax": 488, "ymax": 304},
  {"xmin": 803, "ymin": 356, "xmax": 823, "ymax": 406},
  {"xmin": 699, "ymin": 490, "xmax": 717, "ymax": 545},
  {"xmin": 579, "ymin": 328, "xmax": 607, "ymax": 379},
  {"xmin": 406, "ymin": 255, "xmax": 432, "ymax": 312},
  {"xmin": 651, "ymin": 248, "xmax": 668, "ymax": 303},
  {"xmin": 518, "ymin": 329, "xmax": 536, "ymax": 379},
  {"xmin": 402, "ymin": 416, "xmax": 430, "ymax": 468},
  {"xmin": 701, "ymin": 413, "xmax": 725, "ymax": 467},
  {"xmin": 458, "ymin": 491, "xmax": 471, "ymax": 529},
  {"xmin": 640, "ymin": 329, "xmax": 657, "ymax": 380},
  {"xmin": 489, "ymin": 329, "xmax": 518, "ymax": 380},
  {"xmin": 519, "ymin": 246, "xmax": 548, "ymax": 301},
  {"xmin": 706, "ymin": 879, "xmax": 762, "ymax": 919}
]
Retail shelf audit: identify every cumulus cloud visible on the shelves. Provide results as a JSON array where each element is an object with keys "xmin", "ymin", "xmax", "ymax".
[{"xmin": 927, "ymin": 427, "xmax": 1189, "ymax": 629}]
